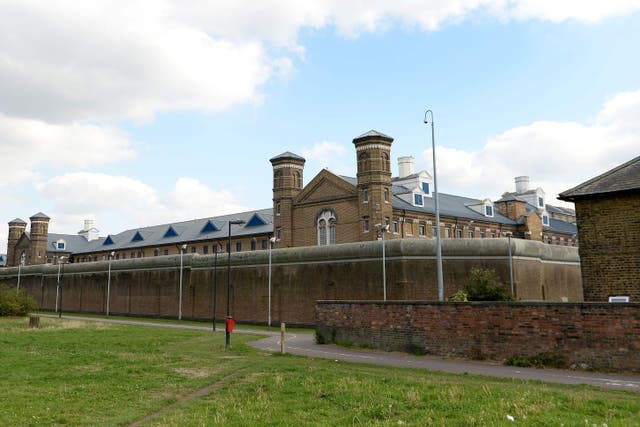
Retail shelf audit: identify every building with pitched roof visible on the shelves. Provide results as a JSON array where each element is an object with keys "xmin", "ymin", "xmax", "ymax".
[
  {"xmin": 6, "ymin": 130, "xmax": 577, "ymax": 267},
  {"xmin": 559, "ymin": 155, "xmax": 640, "ymax": 301}
]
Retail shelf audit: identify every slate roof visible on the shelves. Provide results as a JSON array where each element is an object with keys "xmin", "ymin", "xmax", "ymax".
[
  {"xmin": 9, "ymin": 218, "xmax": 27, "ymax": 225},
  {"xmin": 30, "ymin": 212, "xmax": 50, "ymax": 219},
  {"xmin": 353, "ymin": 129, "xmax": 394, "ymax": 142},
  {"xmin": 49, "ymin": 208, "xmax": 274, "ymax": 255},
  {"xmin": 270, "ymin": 151, "xmax": 306, "ymax": 162},
  {"xmin": 559, "ymin": 155, "xmax": 640, "ymax": 201}
]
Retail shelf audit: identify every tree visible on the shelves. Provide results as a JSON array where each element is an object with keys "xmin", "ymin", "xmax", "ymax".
[{"xmin": 462, "ymin": 268, "xmax": 512, "ymax": 301}]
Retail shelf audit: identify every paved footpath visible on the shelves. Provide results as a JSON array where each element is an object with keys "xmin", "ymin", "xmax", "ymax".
[{"xmin": 43, "ymin": 315, "xmax": 640, "ymax": 392}]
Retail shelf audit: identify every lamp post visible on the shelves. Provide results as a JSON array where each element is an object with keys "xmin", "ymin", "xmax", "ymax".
[
  {"xmin": 226, "ymin": 220, "xmax": 245, "ymax": 348},
  {"xmin": 505, "ymin": 232, "xmax": 515, "ymax": 297},
  {"xmin": 424, "ymin": 109, "xmax": 444, "ymax": 301},
  {"xmin": 58, "ymin": 256, "xmax": 67, "ymax": 318},
  {"xmin": 212, "ymin": 242, "xmax": 223, "ymax": 332},
  {"xmin": 178, "ymin": 244, "xmax": 187, "ymax": 320},
  {"xmin": 16, "ymin": 252, "xmax": 25, "ymax": 293},
  {"xmin": 268, "ymin": 236, "xmax": 277, "ymax": 328},
  {"xmin": 375, "ymin": 224, "xmax": 389, "ymax": 301},
  {"xmin": 106, "ymin": 251, "xmax": 115, "ymax": 316},
  {"xmin": 56, "ymin": 256, "xmax": 63, "ymax": 313}
]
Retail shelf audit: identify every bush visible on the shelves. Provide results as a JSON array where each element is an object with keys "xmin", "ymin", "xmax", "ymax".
[
  {"xmin": 0, "ymin": 287, "xmax": 37, "ymax": 316},
  {"xmin": 505, "ymin": 353, "xmax": 567, "ymax": 369},
  {"xmin": 462, "ymin": 268, "xmax": 513, "ymax": 301},
  {"xmin": 449, "ymin": 290, "xmax": 469, "ymax": 302}
]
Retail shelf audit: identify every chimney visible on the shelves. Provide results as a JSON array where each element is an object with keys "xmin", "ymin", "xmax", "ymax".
[
  {"xmin": 515, "ymin": 176, "xmax": 530, "ymax": 194},
  {"xmin": 84, "ymin": 219, "xmax": 95, "ymax": 231},
  {"xmin": 398, "ymin": 156, "xmax": 415, "ymax": 178}
]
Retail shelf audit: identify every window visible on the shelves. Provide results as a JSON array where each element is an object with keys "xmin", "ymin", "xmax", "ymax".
[
  {"xmin": 137, "ymin": 251, "xmax": 142, "ymax": 258},
  {"xmin": 132, "ymin": 231, "xmax": 144, "ymax": 242},
  {"xmin": 163, "ymin": 249, "xmax": 169, "ymax": 255},
  {"xmin": 213, "ymin": 245, "xmax": 218, "ymax": 253},
  {"xmin": 115, "ymin": 254, "xmax": 120, "ymax": 260},
  {"xmin": 251, "ymin": 240, "xmax": 257, "ymax": 251},
  {"xmin": 226, "ymin": 242, "xmax": 230, "ymax": 252},
  {"xmin": 201, "ymin": 221, "xmax": 219, "ymax": 233},
  {"xmin": 468, "ymin": 231, "xmax": 474, "ymax": 238},
  {"xmin": 542, "ymin": 215, "xmax": 549, "ymax": 226},
  {"xmin": 384, "ymin": 188, "xmax": 389, "ymax": 203},
  {"xmin": 276, "ymin": 202, "xmax": 281, "ymax": 216},
  {"xmin": 317, "ymin": 210, "xmax": 337, "ymax": 244},
  {"xmin": 432, "ymin": 227, "xmax": 438, "ymax": 238},
  {"xmin": 88, "ymin": 256, "xmax": 92, "ymax": 261},
  {"xmin": 444, "ymin": 228, "xmax": 450, "ymax": 238},
  {"xmin": 456, "ymin": 229, "xmax": 462, "ymax": 238},
  {"xmin": 153, "ymin": 249, "xmax": 159, "ymax": 257},
  {"xmin": 485, "ymin": 205, "xmax": 493, "ymax": 216},
  {"xmin": 191, "ymin": 246, "xmax": 196, "ymax": 253},
  {"xmin": 293, "ymin": 171, "xmax": 301, "ymax": 188},
  {"xmin": 538, "ymin": 196, "xmax": 544, "ymax": 207},
  {"xmin": 57, "ymin": 240, "xmax": 66, "ymax": 250},
  {"xmin": 364, "ymin": 216, "xmax": 370, "ymax": 233},
  {"xmin": 236, "ymin": 242, "xmax": 242, "ymax": 252},
  {"xmin": 419, "ymin": 224, "xmax": 425, "ymax": 236},
  {"xmin": 245, "ymin": 214, "xmax": 267, "ymax": 227},
  {"xmin": 363, "ymin": 189, "xmax": 369, "ymax": 203},
  {"xmin": 392, "ymin": 221, "xmax": 398, "ymax": 233},
  {"xmin": 103, "ymin": 236, "xmax": 114, "ymax": 245},
  {"xmin": 38, "ymin": 250, "xmax": 42, "ymax": 257},
  {"xmin": 261, "ymin": 239, "xmax": 268, "ymax": 250},
  {"xmin": 203, "ymin": 245, "xmax": 209, "ymax": 254},
  {"xmin": 414, "ymin": 193, "xmax": 424, "ymax": 206},
  {"xmin": 122, "ymin": 254, "xmax": 126, "ymax": 259},
  {"xmin": 422, "ymin": 182, "xmax": 430, "ymax": 194},
  {"xmin": 47, "ymin": 257, "xmax": 52, "ymax": 264},
  {"xmin": 382, "ymin": 152, "xmax": 390, "ymax": 172},
  {"xmin": 164, "ymin": 227, "xmax": 178, "ymax": 238}
]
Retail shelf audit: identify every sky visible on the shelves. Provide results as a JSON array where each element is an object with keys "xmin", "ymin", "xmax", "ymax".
[{"xmin": 1, "ymin": 1, "xmax": 640, "ymax": 252}]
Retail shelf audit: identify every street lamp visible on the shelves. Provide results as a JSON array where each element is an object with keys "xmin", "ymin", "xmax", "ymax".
[
  {"xmin": 178, "ymin": 244, "xmax": 187, "ymax": 320},
  {"xmin": 268, "ymin": 236, "xmax": 277, "ymax": 328},
  {"xmin": 58, "ymin": 256, "xmax": 67, "ymax": 318},
  {"xmin": 375, "ymin": 224, "xmax": 389, "ymax": 301},
  {"xmin": 106, "ymin": 251, "xmax": 115, "ymax": 316},
  {"xmin": 212, "ymin": 242, "xmax": 224, "ymax": 332},
  {"xmin": 227, "ymin": 219, "xmax": 246, "ymax": 348},
  {"xmin": 16, "ymin": 252, "xmax": 25, "ymax": 293},
  {"xmin": 505, "ymin": 232, "xmax": 515, "ymax": 297},
  {"xmin": 424, "ymin": 109, "xmax": 444, "ymax": 301}
]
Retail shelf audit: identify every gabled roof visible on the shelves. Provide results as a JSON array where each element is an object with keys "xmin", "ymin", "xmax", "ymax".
[
  {"xmin": 495, "ymin": 193, "xmax": 528, "ymax": 203},
  {"xmin": 559, "ymin": 155, "xmax": 640, "ymax": 201}
]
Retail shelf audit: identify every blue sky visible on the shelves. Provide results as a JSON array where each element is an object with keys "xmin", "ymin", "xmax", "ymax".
[{"xmin": 1, "ymin": 1, "xmax": 639, "ymax": 251}]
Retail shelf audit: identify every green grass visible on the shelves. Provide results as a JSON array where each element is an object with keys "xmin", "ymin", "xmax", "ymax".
[{"xmin": 2, "ymin": 317, "xmax": 639, "ymax": 426}]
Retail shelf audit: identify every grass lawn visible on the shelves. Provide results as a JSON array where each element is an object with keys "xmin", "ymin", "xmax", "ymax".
[{"xmin": 1, "ymin": 317, "xmax": 638, "ymax": 426}]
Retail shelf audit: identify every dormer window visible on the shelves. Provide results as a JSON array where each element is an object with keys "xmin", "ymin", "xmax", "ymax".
[
  {"xmin": 413, "ymin": 193, "xmax": 424, "ymax": 206},
  {"xmin": 56, "ymin": 239, "xmax": 66, "ymax": 250},
  {"xmin": 542, "ymin": 214, "xmax": 549, "ymax": 226},
  {"xmin": 538, "ymin": 196, "xmax": 544, "ymax": 208},
  {"xmin": 485, "ymin": 205, "xmax": 493, "ymax": 217},
  {"xmin": 422, "ymin": 182, "xmax": 430, "ymax": 195}
]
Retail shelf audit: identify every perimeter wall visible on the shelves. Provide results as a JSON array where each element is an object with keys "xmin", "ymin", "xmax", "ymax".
[{"xmin": 0, "ymin": 238, "xmax": 581, "ymax": 325}]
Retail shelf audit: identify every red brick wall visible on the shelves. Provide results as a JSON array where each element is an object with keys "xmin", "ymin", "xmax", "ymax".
[{"xmin": 316, "ymin": 301, "xmax": 640, "ymax": 372}]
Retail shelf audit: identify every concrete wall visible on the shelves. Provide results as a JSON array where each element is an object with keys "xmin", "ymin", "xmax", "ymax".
[
  {"xmin": 0, "ymin": 238, "xmax": 581, "ymax": 325},
  {"xmin": 315, "ymin": 301, "xmax": 640, "ymax": 372}
]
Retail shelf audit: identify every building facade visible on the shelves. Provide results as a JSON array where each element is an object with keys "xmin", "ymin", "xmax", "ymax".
[
  {"xmin": 5, "ymin": 130, "xmax": 577, "ymax": 267},
  {"xmin": 559, "ymin": 155, "xmax": 640, "ymax": 302}
]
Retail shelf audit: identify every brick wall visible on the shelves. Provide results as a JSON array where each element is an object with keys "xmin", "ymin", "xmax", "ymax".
[
  {"xmin": 0, "ymin": 238, "xmax": 581, "ymax": 325},
  {"xmin": 316, "ymin": 301, "xmax": 640, "ymax": 372},
  {"xmin": 574, "ymin": 193, "xmax": 640, "ymax": 301}
]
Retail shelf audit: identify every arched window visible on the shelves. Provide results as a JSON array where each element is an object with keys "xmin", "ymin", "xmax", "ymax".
[
  {"xmin": 293, "ymin": 171, "xmax": 301, "ymax": 188},
  {"xmin": 273, "ymin": 170, "xmax": 282, "ymax": 188},
  {"xmin": 317, "ymin": 210, "xmax": 336, "ymax": 245}
]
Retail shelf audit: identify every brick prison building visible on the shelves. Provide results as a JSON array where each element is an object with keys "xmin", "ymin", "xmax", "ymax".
[
  {"xmin": 559, "ymin": 155, "xmax": 640, "ymax": 301},
  {"xmin": 6, "ymin": 130, "xmax": 577, "ymax": 267}
]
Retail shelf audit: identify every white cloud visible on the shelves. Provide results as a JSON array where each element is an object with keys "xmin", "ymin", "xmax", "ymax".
[
  {"xmin": 421, "ymin": 89, "xmax": 640, "ymax": 206},
  {"xmin": 302, "ymin": 140, "xmax": 353, "ymax": 176},
  {"xmin": 0, "ymin": 115, "xmax": 136, "ymax": 186},
  {"xmin": 35, "ymin": 172, "xmax": 247, "ymax": 235}
]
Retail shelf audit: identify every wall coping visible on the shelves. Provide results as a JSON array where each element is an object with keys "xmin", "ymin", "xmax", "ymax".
[{"xmin": 317, "ymin": 300, "xmax": 639, "ymax": 307}]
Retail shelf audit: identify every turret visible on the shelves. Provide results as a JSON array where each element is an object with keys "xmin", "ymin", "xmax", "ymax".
[
  {"xmin": 29, "ymin": 212, "xmax": 50, "ymax": 265},
  {"xmin": 270, "ymin": 151, "xmax": 305, "ymax": 247},
  {"xmin": 353, "ymin": 130, "xmax": 394, "ymax": 241},
  {"xmin": 7, "ymin": 218, "xmax": 27, "ymax": 267}
]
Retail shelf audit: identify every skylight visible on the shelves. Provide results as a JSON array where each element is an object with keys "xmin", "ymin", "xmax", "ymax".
[
  {"xmin": 131, "ymin": 231, "xmax": 144, "ymax": 242},
  {"xmin": 201, "ymin": 221, "xmax": 219, "ymax": 233},
  {"xmin": 164, "ymin": 226, "xmax": 178, "ymax": 238},
  {"xmin": 245, "ymin": 214, "xmax": 267, "ymax": 227}
]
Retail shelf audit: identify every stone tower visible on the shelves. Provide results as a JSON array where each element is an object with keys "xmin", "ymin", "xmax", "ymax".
[
  {"xmin": 353, "ymin": 130, "xmax": 394, "ymax": 241},
  {"xmin": 28, "ymin": 212, "xmax": 50, "ymax": 265},
  {"xmin": 7, "ymin": 218, "xmax": 27, "ymax": 267},
  {"xmin": 270, "ymin": 151, "xmax": 305, "ymax": 247}
]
